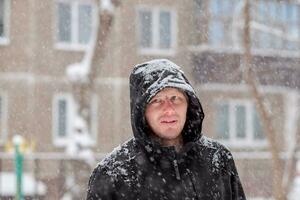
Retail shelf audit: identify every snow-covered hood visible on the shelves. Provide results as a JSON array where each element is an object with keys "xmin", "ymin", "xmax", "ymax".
[{"xmin": 129, "ymin": 59, "xmax": 204, "ymax": 146}]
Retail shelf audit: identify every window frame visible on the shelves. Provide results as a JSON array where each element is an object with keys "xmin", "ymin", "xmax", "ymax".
[
  {"xmin": 52, "ymin": 93, "xmax": 98, "ymax": 147},
  {"xmin": 207, "ymin": 0, "xmax": 300, "ymax": 52},
  {"xmin": 54, "ymin": 0, "xmax": 97, "ymax": 51},
  {"xmin": 0, "ymin": 0, "xmax": 10, "ymax": 45},
  {"xmin": 215, "ymin": 99, "xmax": 267, "ymax": 148},
  {"xmin": 0, "ymin": 93, "xmax": 8, "ymax": 144},
  {"xmin": 136, "ymin": 6, "xmax": 177, "ymax": 56}
]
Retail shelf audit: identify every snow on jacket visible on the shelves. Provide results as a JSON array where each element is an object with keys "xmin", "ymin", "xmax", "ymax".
[{"xmin": 86, "ymin": 59, "xmax": 246, "ymax": 200}]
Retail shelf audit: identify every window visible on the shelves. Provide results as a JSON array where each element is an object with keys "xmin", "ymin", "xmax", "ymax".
[
  {"xmin": 215, "ymin": 100, "xmax": 265, "ymax": 147},
  {"xmin": 208, "ymin": 0, "xmax": 300, "ymax": 51},
  {"xmin": 57, "ymin": 98, "xmax": 68, "ymax": 138},
  {"xmin": 0, "ymin": 0, "xmax": 10, "ymax": 45},
  {"xmin": 208, "ymin": 0, "xmax": 237, "ymax": 47},
  {"xmin": 55, "ymin": 0, "xmax": 95, "ymax": 50},
  {"xmin": 53, "ymin": 94, "xmax": 97, "ymax": 146},
  {"xmin": 137, "ymin": 7, "xmax": 177, "ymax": 55},
  {"xmin": 0, "ymin": 95, "xmax": 7, "ymax": 144},
  {"xmin": 252, "ymin": 0, "xmax": 300, "ymax": 51}
]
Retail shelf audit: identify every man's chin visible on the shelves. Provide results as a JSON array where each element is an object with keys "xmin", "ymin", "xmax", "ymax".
[{"xmin": 159, "ymin": 130, "xmax": 181, "ymax": 140}]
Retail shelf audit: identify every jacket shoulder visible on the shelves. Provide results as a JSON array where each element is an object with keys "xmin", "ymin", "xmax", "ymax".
[
  {"xmin": 89, "ymin": 138, "xmax": 138, "ymax": 184},
  {"xmin": 197, "ymin": 135, "xmax": 231, "ymax": 153},
  {"xmin": 97, "ymin": 138, "xmax": 138, "ymax": 173},
  {"xmin": 194, "ymin": 136, "xmax": 246, "ymax": 199},
  {"xmin": 87, "ymin": 139, "xmax": 138, "ymax": 198},
  {"xmin": 196, "ymin": 136, "xmax": 236, "ymax": 173}
]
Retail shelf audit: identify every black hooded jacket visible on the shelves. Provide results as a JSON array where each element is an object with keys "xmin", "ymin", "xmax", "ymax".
[{"xmin": 86, "ymin": 59, "xmax": 246, "ymax": 200}]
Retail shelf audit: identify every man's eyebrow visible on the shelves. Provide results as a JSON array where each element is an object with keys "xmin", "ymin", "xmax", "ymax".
[
  {"xmin": 153, "ymin": 94, "xmax": 163, "ymax": 98},
  {"xmin": 154, "ymin": 91, "xmax": 185, "ymax": 97},
  {"xmin": 171, "ymin": 92, "xmax": 185, "ymax": 96}
]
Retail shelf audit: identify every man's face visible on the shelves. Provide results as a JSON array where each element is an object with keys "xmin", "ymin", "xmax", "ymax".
[{"xmin": 145, "ymin": 88, "xmax": 188, "ymax": 146}]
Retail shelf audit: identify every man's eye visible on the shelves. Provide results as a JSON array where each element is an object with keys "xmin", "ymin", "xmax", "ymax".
[
  {"xmin": 170, "ymin": 96, "xmax": 178, "ymax": 102},
  {"xmin": 171, "ymin": 95, "xmax": 185, "ymax": 104},
  {"xmin": 150, "ymin": 98, "xmax": 160, "ymax": 104}
]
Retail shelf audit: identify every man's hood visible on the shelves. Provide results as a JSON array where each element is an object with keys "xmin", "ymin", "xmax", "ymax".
[{"xmin": 129, "ymin": 59, "xmax": 204, "ymax": 146}]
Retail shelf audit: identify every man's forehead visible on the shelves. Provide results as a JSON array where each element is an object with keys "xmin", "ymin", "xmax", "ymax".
[{"xmin": 154, "ymin": 88, "xmax": 186, "ymax": 96}]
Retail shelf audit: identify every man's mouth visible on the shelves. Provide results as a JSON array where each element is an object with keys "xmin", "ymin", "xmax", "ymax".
[{"xmin": 161, "ymin": 120, "xmax": 177, "ymax": 124}]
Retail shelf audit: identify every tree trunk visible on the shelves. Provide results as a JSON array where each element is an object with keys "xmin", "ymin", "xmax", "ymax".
[
  {"xmin": 75, "ymin": 0, "xmax": 121, "ymax": 134},
  {"xmin": 242, "ymin": 1, "xmax": 286, "ymax": 199}
]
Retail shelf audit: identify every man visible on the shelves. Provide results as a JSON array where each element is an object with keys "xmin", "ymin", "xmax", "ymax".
[{"xmin": 86, "ymin": 59, "xmax": 246, "ymax": 199}]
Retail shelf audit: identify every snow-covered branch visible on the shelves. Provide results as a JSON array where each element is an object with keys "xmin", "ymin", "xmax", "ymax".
[
  {"xmin": 66, "ymin": 1, "xmax": 100, "ymax": 83},
  {"xmin": 100, "ymin": 0, "xmax": 115, "ymax": 13}
]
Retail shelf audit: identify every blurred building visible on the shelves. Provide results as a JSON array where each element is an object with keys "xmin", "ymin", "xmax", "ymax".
[{"xmin": 0, "ymin": 0, "xmax": 299, "ymax": 199}]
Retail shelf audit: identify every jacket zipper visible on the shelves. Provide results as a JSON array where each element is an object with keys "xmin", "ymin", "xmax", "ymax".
[
  {"xmin": 170, "ymin": 149, "xmax": 181, "ymax": 180},
  {"xmin": 186, "ymin": 169, "xmax": 200, "ymax": 200},
  {"xmin": 173, "ymin": 159, "xmax": 181, "ymax": 180}
]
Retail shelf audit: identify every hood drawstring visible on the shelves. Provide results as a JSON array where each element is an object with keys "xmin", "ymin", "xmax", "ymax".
[{"xmin": 173, "ymin": 159, "xmax": 181, "ymax": 180}]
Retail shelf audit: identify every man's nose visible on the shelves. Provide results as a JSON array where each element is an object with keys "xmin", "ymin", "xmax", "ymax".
[{"xmin": 162, "ymin": 99, "xmax": 175, "ymax": 114}]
